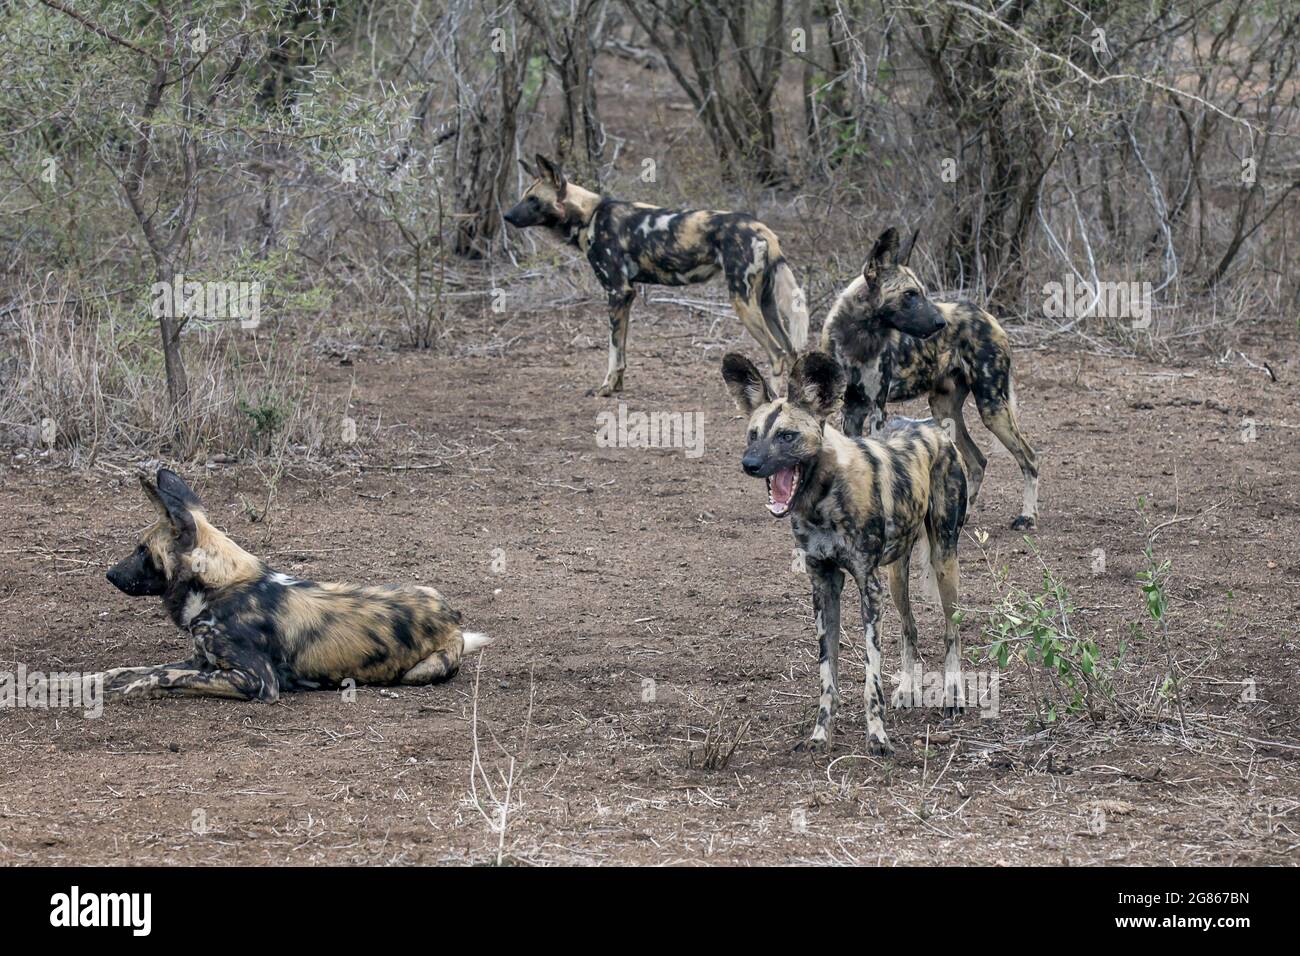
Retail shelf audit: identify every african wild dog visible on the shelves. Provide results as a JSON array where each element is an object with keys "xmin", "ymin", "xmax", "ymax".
[
  {"xmin": 721, "ymin": 351, "xmax": 968, "ymax": 755},
  {"xmin": 99, "ymin": 469, "xmax": 488, "ymax": 702},
  {"xmin": 504, "ymin": 154, "xmax": 809, "ymax": 395},
  {"xmin": 821, "ymin": 226, "xmax": 1040, "ymax": 529}
]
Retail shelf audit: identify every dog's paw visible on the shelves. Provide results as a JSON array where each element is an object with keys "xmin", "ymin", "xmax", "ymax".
[
  {"xmin": 795, "ymin": 736, "xmax": 831, "ymax": 754},
  {"xmin": 1010, "ymin": 514, "xmax": 1037, "ymax": 531},
  {"xmin": 867, "ymin": 734, "xmax": 895, "ymax": 757}
]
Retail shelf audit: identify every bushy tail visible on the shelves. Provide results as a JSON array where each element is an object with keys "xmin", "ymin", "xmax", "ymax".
[
  {"xmin": 772, "ymin": 260, "xmax": 809, "ymax": 352},
  {"xmin": 911, "ymin": 533, "xmax": 942, "ymax": 604},
  {"xmin": 463, "ymin": 631, "xmax": 492, "ymax": 654}
]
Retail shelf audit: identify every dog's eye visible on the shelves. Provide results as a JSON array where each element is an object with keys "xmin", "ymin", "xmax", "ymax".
[
  {"xmin": 777, "ymin": 431, "xmax": 798, "ymax": 443},
  {"xmin": 904, "ymin": 289, "xmax": 918, "ymax": 302},
  {"xmin": 747, "ymin": 429, "xmax": 758, "ymax": 441}
]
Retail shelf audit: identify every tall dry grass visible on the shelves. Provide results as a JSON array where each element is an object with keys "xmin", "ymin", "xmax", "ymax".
[{"xmin": 0, "ymin": 282, "xmax": 327, "ymax": 463}]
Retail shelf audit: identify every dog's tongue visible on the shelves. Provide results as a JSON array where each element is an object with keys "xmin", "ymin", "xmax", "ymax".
[{"xmin": 769, "ymin": 467, "xmax": 797, "ymax": 512}]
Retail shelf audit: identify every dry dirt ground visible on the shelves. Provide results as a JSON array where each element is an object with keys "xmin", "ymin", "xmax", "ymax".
[{"xmin": 2, "ymin": 299, "xmax": 1298, "ymax": 866}]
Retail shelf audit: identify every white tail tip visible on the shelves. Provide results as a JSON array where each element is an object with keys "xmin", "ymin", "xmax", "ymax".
[{"xmin": 463, "ymin": 631, "xmax": 492, "ymax": 653}]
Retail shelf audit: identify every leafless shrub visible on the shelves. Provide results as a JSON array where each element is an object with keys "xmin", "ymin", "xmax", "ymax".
[
  {"xmin": 687, "ymin": 705, "xmax": 750, "ymax": 771},
  {"xmin": 625, "ymin": 0, "xmax": 790, "ymax": 184},
  {"xmin": 467, "ymin": 655, "xmax": 535, "ymax": 866}
]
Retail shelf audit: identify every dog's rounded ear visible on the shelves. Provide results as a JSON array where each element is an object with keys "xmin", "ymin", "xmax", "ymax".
[
  {"xmin": 154, "ymin": 469, "xmax": 199, "ymax": 548},
  {"xmin": 518, "ymin": 157, "xmax": 537, "ymax": 178},
  {"xmin": 139, "ymin": 474, "xmax": 168, "ymax": 517},
  {"xmin": 157, "ymin": 468, "xmax": 202, "ymax": 508},
  {"xmin": 534, "ymin": 153, "xmax": 567, "ymax": 199},
  {"xmin": 897, "ymin": 227, "xmax": 920, "ymax": 266},
  {"xmin": 864, "ymin": 227, "xmax": 899, "ymax": 284},
  {"xmin": 721, "ymin": 352, "xmax": 773, "ymax": 416},
  {"xmin": 786, "ymin": 351, "xmax": 845, "ymax": 421}
]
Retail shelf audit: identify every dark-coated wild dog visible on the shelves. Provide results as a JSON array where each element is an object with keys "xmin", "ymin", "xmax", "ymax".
[
  {"xmin": 100, "ymin": 469, "xmax": 488, "ymax": 702},
  {"xmin": 504, "ymin": 154, "xmax": 809, "ymax": 395},
  {"xmin": 821, "ymin": 227, "xmax": 1040, "ymax": 529},
  {"xmin": 721, "ymin": 351, "xmax": 968, "ymax": 755}
]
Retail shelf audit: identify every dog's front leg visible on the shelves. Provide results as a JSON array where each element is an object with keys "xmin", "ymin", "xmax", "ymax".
[
  {"xmin": 859, "ymin": 571, "xmax": 894, "ymax": 755},
  {"xmin": 799, "ymin": 561, "xmax": 843, "ymax": 752},
  {"xmin": 866, "ymin": 359, "xmax": 891, "ymax": 437},
  {"xmin": 101, "ymin": 654, "xmax": 206, "ymax": 694},
  {"xmin": 109, "ymin": 665, "xmax": 278, "ymax": 703},
  {"xmin": 842, "ymin": 370, "xmax": 870, "ymax": 438},
  {"xmin": 108, "ymin": 628, "xmax": 279, "ymax": 703},
  {"xmin": 596, "ymin": 287, "xmax": 634, "ymax": 396}
]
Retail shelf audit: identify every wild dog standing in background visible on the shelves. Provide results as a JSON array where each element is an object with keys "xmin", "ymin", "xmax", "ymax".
[
  {"xmin": 821, "ymin": 227, "xmax": 1040, "ymax": 529},
  {"xmin": 504, "ymin": 154, "xmax": 809, "ymax": 396},
  {"xmin": 100, "ymin": 469, "xmax": 489, "ymax": 702},
  {"xmin": 721, "ymin": 351, "xmax": 968, "ymax": 755}
]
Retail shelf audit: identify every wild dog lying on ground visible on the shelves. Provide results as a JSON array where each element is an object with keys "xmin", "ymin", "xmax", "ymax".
[
  {"xmin": 820, "ymin": 226, "xmax": 1040, "ymax": 529},
  {"xmin": 504, "ymin": 154, "xmax": 809, "ymax": 396},
  {"xmin": 721, "ymin": 351, "xmax": 968, "ymax": 755},
  {"xmin": 99, "ymin": 469, "xmax": 488, "ymax": 702}
]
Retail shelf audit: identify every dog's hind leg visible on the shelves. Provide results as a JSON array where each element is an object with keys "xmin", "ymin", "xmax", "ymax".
[
  {"xmin": 731, "ymin": 293, "xmax": 790, "ymax": 379},
  {"xmin": 930, "ymin": 384, "xmax": 986, "ymax": 505},
  {"xmin": 930, "ymin": 548, "xmax": 964, "ymax": 718},
  {"xmin": 727, "ymin": 241, "xmax": 792, "ymax": 377},
  {"xmin": 759, "ymin": 261, "xmax": 801, "ymax": 364},
  {"xmin": 927, "ymin": 452, "xmax": 967, "ymax": 718},
  {"xmin": 885, "ymin": 557, "xmax": 920, "ymax": 709},
  {"xmin": 973, "ymin": 387, "xmax": 1039, "ymax": 529},
  {"xmin": 400, "ymin": 649, "xmax": 458, "ymax": 685}
]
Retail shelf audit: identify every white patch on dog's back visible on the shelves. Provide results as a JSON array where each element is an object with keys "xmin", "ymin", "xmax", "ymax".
[{"xmin": 638, "ymin": 213, "xmax": 675, "ymax": 236}]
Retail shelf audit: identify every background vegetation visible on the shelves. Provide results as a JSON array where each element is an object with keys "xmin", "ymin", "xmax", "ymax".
[{"xmin": 1, "ymin": 0, "xmax": 1295, "ymax": 459}]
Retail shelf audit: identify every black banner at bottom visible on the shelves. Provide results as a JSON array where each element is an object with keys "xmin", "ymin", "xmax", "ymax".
[{"xmin": 0, "ymin": 865, "xmax": 1274, "ymax": 941}]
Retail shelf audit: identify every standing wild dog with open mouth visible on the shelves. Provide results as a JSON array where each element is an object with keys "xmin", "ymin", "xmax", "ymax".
[
  {"xmin": 100, "ymin": 469, "xmax": 489, "ymax": 702},
  {"xmin": 821, "ymin": 226, "xmax": 1040, "ymax": 529},
  {"xmin": 504, "ymin": 154, "xmax": 809, "ymax": 395},
  {"xmin": 721, "ymin": 351, "xmax": 968, "ymax": 755}
]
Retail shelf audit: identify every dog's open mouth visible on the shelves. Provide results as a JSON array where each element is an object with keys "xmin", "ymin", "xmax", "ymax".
[{"xmin": 766, "ymin": 465, "xmax": 801, "ymax": 517}]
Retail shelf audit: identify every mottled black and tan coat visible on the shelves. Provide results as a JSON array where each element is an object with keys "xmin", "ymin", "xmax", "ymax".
[
  {"xmin": 821, "ymin": 227, "xmax": 1040, "ymax": 529},
  {"xmin": 505, "ymin": 154, "xmax": 808, "ymax": 395},
  {"xmin": 101, "ymin": 470, "xmax": 487, "ymax": 702},
  {"xmin": 722, "ymin": 351, "xmax": 968, "ymax": 755}
]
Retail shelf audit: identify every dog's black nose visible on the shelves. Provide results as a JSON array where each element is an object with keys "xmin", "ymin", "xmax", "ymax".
[{"xmin": 742, "ymin": 456, "xmax": 763, "ymax": 477}]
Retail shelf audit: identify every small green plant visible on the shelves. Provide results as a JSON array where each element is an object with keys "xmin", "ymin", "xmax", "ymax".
[
  {"xmin": 1138, "ymin": 544, "xmax": 1186, "ymax": 733},
  {"xmin": 238, "ymin": 395, "xmax": 290, "ymax": 454},
  {"xmin": 980, "ymin": 538, "xmax": 1121, "ymax": 723}
]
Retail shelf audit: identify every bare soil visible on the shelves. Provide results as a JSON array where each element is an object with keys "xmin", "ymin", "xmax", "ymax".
[{"xmin": 1, "ymin": 300, "xmax": 1298, "ymax": 866}]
